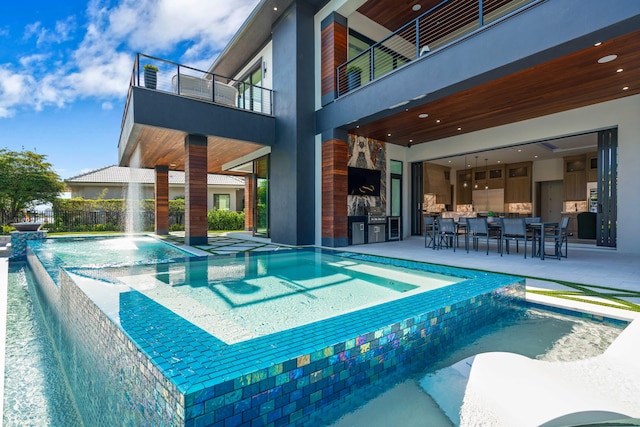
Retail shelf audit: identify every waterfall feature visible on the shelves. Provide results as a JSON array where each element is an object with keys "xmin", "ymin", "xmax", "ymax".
[{"xmin": 125, "ymin": 148, "xmax": 143, "ymax": 235}]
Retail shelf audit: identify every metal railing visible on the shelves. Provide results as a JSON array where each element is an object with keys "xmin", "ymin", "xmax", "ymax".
[
  {"xmin": 122, "ymin": 53, "xmax": 274, "ymax": 128},
  {"xmin": 336, "ymin": 0, "xmax": 534, "ymax": 96}
]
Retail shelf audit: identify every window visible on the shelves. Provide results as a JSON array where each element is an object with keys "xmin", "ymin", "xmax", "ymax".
[
  {"xmin": 238, "ymin": 63, "xmax": 263, "ymax": 112},
  {"xmin": 213, "ymin": 194, "xmax": 230, "ymax": 211}
]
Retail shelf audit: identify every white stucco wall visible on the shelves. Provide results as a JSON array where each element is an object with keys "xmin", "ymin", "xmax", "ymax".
[{"xmin": 405, "ymin": 94, "xmax": 640, "ymax": 254}]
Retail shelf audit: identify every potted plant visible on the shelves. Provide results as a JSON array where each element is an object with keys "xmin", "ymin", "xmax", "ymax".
[
  {"xmin": 346, "ymin": 66, "xmax": 362, "ymax": 92},
  {"xmin": 143, "ymin": 64, "xmax": 158, "ymax": 89},
  {"xmin": 486, "ymin": 211, "xmax": 495, "ymax": 223}
]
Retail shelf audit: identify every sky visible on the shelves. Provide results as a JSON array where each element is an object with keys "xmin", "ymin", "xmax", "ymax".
[{"xmin": 0, "ymin": 0, "xmax": 260, "ymax": 179}]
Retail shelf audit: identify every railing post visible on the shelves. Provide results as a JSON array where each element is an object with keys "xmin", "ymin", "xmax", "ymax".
[
  {"xmin": 176, "ymin": 65, "xmax": 181, "ymax": 95},
  {"xmin": 415, "ymin": 18, "xmax": 420, "ymax": 59},
  {"xmin": 479, "ymin": 0, "xmax": 484, "ymax": 27},
  {"xmin": 136, "ymin": 53, "xmax": 140, "ymax": 87},
  {"xmin": 370, "ymin": 49, "xmax": 374, "ymax": 82}
]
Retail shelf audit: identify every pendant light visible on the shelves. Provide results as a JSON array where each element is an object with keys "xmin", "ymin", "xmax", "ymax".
[
  {"xmin": 463, "ymin": 155, "xmax": 468, "ymax": 188},
  {"xmin": 484, "ymin": 158, "xmax": 489, "ymax": 190},
  {"xmin": 474, "ymin": 156, "xmax": 478, "ymax": 189}
]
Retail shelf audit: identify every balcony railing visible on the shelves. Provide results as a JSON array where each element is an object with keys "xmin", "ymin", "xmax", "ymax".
[
  {"xmin": 336, "ymin": 0, "xmax": 535, "ymax": 96},
  {"xmin": 122, "ymin": 53, "xmax": 273, "ymax": 128}
]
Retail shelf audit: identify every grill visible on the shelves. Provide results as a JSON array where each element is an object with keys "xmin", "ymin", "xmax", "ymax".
[{"xmin": 365, "ymin": 206, "xmax": 386, "ymax": 224}]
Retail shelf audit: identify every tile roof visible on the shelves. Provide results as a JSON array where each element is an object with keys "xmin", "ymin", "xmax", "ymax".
[{"xmin": 65, "ymin": 166, "xmax": 245, "ymax": 186}]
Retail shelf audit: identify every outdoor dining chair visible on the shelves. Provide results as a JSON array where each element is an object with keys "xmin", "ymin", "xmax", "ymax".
[
  {"xmin": 466, "ymin": 217, "xmax": 502, "ymax": 255},
  {"xmin": 437, "ymin": 217, "xmax": 457, "ymax": 251},
  {"xmin": 545, "ymin": 216, "xmax": 570, "ymax": 259},
  {"xmin": 501, "ymin": 217, "xmax": 530, "ymax": 258},
  {"xmin": 424, "ymin": 216, "xmax": 437, "ymax": 249}
]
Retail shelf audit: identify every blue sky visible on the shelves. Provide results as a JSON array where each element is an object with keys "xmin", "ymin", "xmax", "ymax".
[{"xmin": 0, "ymin": 0, "xmax": 259, "ymax": 179}]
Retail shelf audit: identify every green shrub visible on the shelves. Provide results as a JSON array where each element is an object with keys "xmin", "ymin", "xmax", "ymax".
[
  {"xmin": 1, "ymin": 225, "xmax": 15, "ymax": 235},
  {"xmin": 169, "ymin": 223, "xmax": 185, "ymax": 231},
  {"xmin": 207, "ymin": 209, "xmax": 244, "ymax": 230}
]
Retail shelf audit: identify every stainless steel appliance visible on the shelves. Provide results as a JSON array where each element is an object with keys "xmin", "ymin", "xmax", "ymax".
[{"xmin": 365, "ymin": 207, "xmax": 386, "ymax": 243}]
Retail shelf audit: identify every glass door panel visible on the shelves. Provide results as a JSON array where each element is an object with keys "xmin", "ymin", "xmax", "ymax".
[{"xmin": 254, "ymin": 156, "xmax": 269, "ymax": 237}]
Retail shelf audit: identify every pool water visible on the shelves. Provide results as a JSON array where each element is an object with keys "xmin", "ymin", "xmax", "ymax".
[
  {"xmin": 28, "ymin": 235, "xmax": 194, "ymax": 283},
  {"xmin": 92, "ymin": 249, "xmax": 462, "ymax": 343},
  {"xmin": 329, "ymin": 308, "xmax": 624, "ymax": 427},
  {"xmin": 3, "ymin": 264, "xmax": 82, "ymax": 427}
]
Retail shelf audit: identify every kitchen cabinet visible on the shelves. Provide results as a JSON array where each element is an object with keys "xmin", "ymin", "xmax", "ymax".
[
  {"xmin": 505, "ymin": 162, "xmax": 532, "ymax": 203},
  {"xmin": 564, "ymin": 155, "xmax": 587, "ymax": 201},
  {"xmin": 423, "ymin": 163, "xmax": 451, "ymax": 205}
]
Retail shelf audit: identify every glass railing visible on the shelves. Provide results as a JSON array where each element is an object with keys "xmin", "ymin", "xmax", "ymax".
[
  {"xmin": 122, "ymin": 53, "xmax": 273, "ymax": 128},
  {"xmin": 336, "ymin": 0, "xmax": 535, "ymax": 96}
]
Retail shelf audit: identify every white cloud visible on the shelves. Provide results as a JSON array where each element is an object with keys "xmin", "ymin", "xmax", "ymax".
[
  {"xmin": 102, "ymin": 101, "xmax": 113, "ymax": 110},
  {"xmin": 1, "ymin": 0, "xmax": 260, "ymax": 117}
]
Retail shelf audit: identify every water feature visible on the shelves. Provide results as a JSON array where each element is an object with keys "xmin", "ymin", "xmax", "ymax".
[{"xmin": 124, "ymin": 147, "xmax": 143, "ymax": 234}]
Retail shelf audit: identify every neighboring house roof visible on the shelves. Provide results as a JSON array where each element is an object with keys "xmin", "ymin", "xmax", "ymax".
[{"xmin": 65, "ymin": 165, "xmax": 245, "ymax": 186}]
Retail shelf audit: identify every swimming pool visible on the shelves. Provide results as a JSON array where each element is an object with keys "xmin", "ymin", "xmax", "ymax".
[
  {"xmin": 5, "ymin": 260, "xmax": 625, "ymax": 426},
  {"xmin": 23, "ymin": 241, "xmax": 525, "ymax": 426},
  {"xmin": 28, "ymin": 235, "xmax": 195, "ymax": 283}
]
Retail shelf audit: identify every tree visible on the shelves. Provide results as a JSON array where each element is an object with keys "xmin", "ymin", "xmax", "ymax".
[{"xmin": 0, "ymin": 148, "xmax": 65, "ymax": 223}]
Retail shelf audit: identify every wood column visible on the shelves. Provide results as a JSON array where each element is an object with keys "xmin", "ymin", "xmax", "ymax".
[
  {"xmin": 321, "ymin": 12, "xmax": 347, "ymax": 105},
  {"xmin": 322, "ymin": 137, "xmax": 348, "ymax": 247},
  {"xmin": 154, "ymin": 165, "xmax": 169, "ymax": 235},
  {"xmin": 184, "ymin": 134, "xmax": 208, "ymax": 246},
  {"xmin": 244, "ymin": 174, "xmax": 254, "ymax": 231}
]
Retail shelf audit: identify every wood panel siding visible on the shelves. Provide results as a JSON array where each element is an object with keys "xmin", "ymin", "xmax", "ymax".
[
  {"xmin": 322, "ymin": 139, "xmax": 348, "ymax": 243},
  {"xmin": 154, "ymin": 166, "xmax": 169, "ymax": 235},
  {"xmin": 185, "ymin": 137, "xmax": 208, "ymax": 245},
  {"xmin": 244, "ymin": 174, "xmax": 254, "ymax": 231},
  {"xmin": 321, "ymin": 20, "xmax": 348, "ymax": 100}
]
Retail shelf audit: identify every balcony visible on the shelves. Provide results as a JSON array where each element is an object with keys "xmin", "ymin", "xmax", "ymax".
[
  {"xmin": 337, "ymin": 0, "xmax": 535, "ymax": 96},
  {"xmin": 119, "ymin": 53, "xmax": 275, "ymax": 173}
]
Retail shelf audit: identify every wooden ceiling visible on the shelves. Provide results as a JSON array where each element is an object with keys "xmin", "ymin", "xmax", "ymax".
[
  {"xmin": 133, "ymin": 127, "xmax": 263, "ymax": 175},
  {"xmin": 348, "ymin": 30, "xmax": 640, "ymax": 147}
]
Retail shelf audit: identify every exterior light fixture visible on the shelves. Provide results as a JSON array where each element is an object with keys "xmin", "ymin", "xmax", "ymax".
[
  {"xmin": 418, "ymin": 113, "xmax": 429, "ymax": 118},
  {"xmin": 412, "ymin": 4, "xmax": 421, "ymax": 11},
  {"xmin": 617, "ymin": 68, "xmax": 623, "ymax": 73}
]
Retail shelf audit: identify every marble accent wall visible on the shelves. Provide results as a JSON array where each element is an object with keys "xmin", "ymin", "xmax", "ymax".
[{"xmin": 347, "ymin": 135, "xmax": 386, "ymax": 216}]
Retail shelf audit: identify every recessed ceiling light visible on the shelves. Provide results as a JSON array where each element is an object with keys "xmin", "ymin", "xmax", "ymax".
[
  {"xmin": 496, "ymin": 160, "xmax": 501, "ymax": 163},
  {"xmin": 436, "ymin": 119, "xmax": 441, "ymax": 123},
  {"xmin": 412, "ymin": 4, "xmax": 421, "ymax": 11},
  {"xmin": 598, "ymin": 54, "xmax": 617, "ymax": 64},
  {"xmin": 418, "ymin": 113, "xmax": 429, "ymax": 119},
  {"xmin": 356, "ymin": 125, "xmax": 360, "ymax": 128},
  {"xmin": 457, "ymin": 127, "xmax": 462, "ymax": 131},
  {"xmin": 409, "ymin": 139, "xmax": 413, "ymax": 143},
  {"xmin": 623, "ymin": 86, "xmax": 629, "ymax": 90},
  {"xmin": 594, "ymin": 42, "xmax": 602, "ymax": 47},
  {"xmin": 274, "ymin": 7, "xmax": 278, "ymax": 11},
  {"xmin": 617, "ymin": 68, "xmax": 624, "ymax": 73},
  {"xmin": 517, "ymin": 149, "xmax": 522, "ymax": 152},
  {"xmin": 448, "ymin": 160, "xmax": 452, "ymax": 163},
  {"xmin": 534, "ymin": 155, "xmax": 538, "ymax": 158},
  {"xmin": 388, "ymin": 133, "xmax": 392, "ymax": 136}
]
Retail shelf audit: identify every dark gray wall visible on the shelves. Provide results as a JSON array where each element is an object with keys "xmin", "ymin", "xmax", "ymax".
[
  {"xmin": 269, "ymin": 0, "xmax": 316, "ymax": 245},
  {"xmin": 130, "ymin": 88, "xmax": 275, "ymax": 145}
]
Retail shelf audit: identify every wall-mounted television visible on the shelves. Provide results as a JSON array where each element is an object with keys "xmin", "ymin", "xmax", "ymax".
[{"xmin": 348, "ymin": 167, "xmax": 381, "ymax": 196}]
